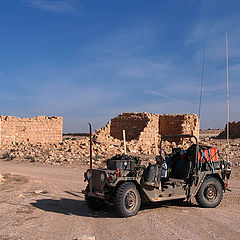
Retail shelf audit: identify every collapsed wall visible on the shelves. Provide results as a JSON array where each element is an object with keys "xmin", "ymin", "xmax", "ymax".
[
  {"xmin": 0, "ymin": 116, "xmax": 63, "ymax": 146},
  {"xmin": 110, "ymin": 112, "xmax": 156, "ymax": 141},
  {"xmin": 217, "ymin": 121, "xmax": 240, "ymax": 139},
  {"xmin": 95, "ymin": 112, "xmax": 199, "ymax": 154}
]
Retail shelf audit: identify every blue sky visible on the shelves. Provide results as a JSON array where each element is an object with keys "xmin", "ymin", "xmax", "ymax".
[{"xmin": 0, "ymin": 0, "xmax": 239, "ymax": 132}]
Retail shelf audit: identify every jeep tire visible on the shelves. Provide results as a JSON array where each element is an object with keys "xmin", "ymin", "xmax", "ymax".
[
  {"xmin": 115, "ymin": 182, "xmax": 141, "ymax": 217},
  {"xmin": 195, "ymin": 176, "xmax": 223, "ymax": 208}
]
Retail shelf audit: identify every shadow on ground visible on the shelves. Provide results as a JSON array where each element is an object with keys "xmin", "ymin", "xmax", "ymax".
[
  {"xmin": 31, "ymin": 198, "xmax": 119, "ymax": 218},
  {"xmin": 31, "ymin": 196, "xmax": 199, "ymax": 218}
]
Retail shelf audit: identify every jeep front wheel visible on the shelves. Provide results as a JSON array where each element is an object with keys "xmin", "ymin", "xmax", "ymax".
[
  {"xmin": 195, "ymin": 176, "xmax": 223, "ymax": 208},
  {"xmin": 115, "ymin": 182, "xmax": 141, "ymax": 217}
]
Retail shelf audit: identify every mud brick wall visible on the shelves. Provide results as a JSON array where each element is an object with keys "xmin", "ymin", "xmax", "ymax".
[
  {"xmin": 0, "ymin": 116, "xmax": 63, "ymax": 146},
  {"xmin": 110, "ymin": 113, "xmax": 150, "ymax": 141},
  {"xmin": 95, "ymin": 112, "xmax": 199, "ymax": 143},
  {"xmin": 217, "ymin": 121, "xmax": 240, "ymax": 139},
  {"xmin": 137, "ymin": 114, "xmax": 159, "ymax": 147},
  {"xmin": 159, "ymin": 114, "xmax": 199, "ymax": 137}
]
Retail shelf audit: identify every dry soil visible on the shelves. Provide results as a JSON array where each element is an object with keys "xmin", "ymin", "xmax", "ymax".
[{"xmin": 0, "ymin": 130, "xmax": 239, "ymax": 240}]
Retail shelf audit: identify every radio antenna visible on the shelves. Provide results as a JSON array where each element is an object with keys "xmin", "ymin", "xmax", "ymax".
[
  {"xmin": 226, "ymin": 33, "xmax": 230, "ymax": 162},
  {"xmin": 198, "ymin": 44, "xmax": 206, "ymax": 124}
]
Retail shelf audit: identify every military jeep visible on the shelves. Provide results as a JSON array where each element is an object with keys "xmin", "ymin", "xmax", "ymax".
[{"xmin": 83, "ymin": 125, "xmax": 232, "ymax": 217}]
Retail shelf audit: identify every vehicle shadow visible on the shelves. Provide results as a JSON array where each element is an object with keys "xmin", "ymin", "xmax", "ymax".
[
  {"xmin": 31, "ymin": 197, "xmax": 199, "ymax": 218},
  {"xmin": 30, "ymin": 198, "xmax": 120, "ymax": 218}
]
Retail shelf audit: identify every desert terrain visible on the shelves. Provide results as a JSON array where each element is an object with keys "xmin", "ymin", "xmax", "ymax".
[{"xmin": 0, "ymin": 129, "xmax": 239, "ymax": 240}]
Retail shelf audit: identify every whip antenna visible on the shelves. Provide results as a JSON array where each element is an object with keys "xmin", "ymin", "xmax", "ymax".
[
  {"xmin": 198, "ymin": 45, "xmax": 206, "ymax": 123},
  {"xmin": 226, "ymin": 33, "xmax": 230, "ymax": 162}
]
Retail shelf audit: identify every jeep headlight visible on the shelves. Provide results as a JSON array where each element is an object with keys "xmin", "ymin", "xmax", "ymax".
[
  {"xmin": 87, "ymin": 170, "xmax": 92, "ymax": 179},
  {"xmin": 100, "ymin": 173, "xmax": 105, "ymax": 182},
  {"xmin": 108, "ymin": 173, "xmax": 117, "ymax": 182}
]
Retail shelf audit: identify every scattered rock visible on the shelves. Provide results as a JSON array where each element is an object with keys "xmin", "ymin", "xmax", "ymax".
[
  {"xmin": 0, "ymin": 173, "xmax": 4, "ymax": 182},
  {"xmin": 0, "ymin": 129, "xmax": 239, "ymax": 167},
  {"xmin": 33, "ymin": 190, "xmax": 48, "ymax": 194},
  {"xmin": 74, "ymin": 236, "xmax": 95, "ymax": 240}
]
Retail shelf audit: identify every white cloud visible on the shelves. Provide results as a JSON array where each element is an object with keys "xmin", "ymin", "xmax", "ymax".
[
  {"xmin": 23, "ymin": 0, "xmax": 82, "ymax": 14},
  {"xmin": 145, "ymin": 90, "xmax": 170, "ymax": 99},
  {"xmin": 185, "ymin": 16, "xmax": 240, "ymax": 62}
]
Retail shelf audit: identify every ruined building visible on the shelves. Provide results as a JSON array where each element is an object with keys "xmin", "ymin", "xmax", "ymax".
[
  {"xmin": 95, "ymin": 112, "xmax": 199, "ymax": 153},
  {"xmin": 0, "ymin": 113, "xmax": 199, "ymax": 156},
  {"xmin": 217, "ymin": 121, "xmax": 240, "ymax": 139},
  {"xmin": 0, "ymin": 116, "xmax": 63, "ymax": 146}
]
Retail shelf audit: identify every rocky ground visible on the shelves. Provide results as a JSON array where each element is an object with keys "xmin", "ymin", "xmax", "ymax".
[
  {"xmin": 0, "ymin": 129, "xmax": 239, "ymax": 240},
  {"xmin": 0, "ymin": 129, "xmax": 240, "ymax": 168}
]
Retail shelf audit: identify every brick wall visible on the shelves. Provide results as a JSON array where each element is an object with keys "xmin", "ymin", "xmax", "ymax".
[
  {"xmin": 95, "ymin": 112, "xmax": 199, "ymax": 146},
  {"xmin": 217, "ymin": 121, "xmax": 240, "ymax": 139},
  {"xmin": 0, "ymin": 116, "xmax": 63, "ymax": 146},
  {"xmin": 110, "ymin": 113, "xmax": 150, "ymax": 141},
  {"xmin": 159, "ymin": 114, "xmax": 199, "ymax": 137}
]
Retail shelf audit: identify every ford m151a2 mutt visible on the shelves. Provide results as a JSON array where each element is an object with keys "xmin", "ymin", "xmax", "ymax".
[{"xmin": 83, "ymin": 124, "xmax": 232, "ymax": 217}]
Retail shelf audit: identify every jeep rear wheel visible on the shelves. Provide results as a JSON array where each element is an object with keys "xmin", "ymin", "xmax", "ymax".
[
  {"xmin": 195, "ymin": 176, "xmax": 223, "ymax": 208},
  {"xmin": 115, "ymin": 182, "xmax": 141, "ymax": 217}
]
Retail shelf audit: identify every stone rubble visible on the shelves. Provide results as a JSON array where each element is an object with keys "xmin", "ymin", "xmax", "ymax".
[
  {"xmin": 1, "ymin": 133, "xmax": 238, "ymax": 167},
  {"xmin": 0, "ymin": 132, "xmax": 194, "ymax": 166}
]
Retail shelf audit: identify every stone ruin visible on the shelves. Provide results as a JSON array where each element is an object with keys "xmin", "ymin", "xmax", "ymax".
[
  {"xmin": 0, "ymin": 113, "xmax": 200, "ymax": 165},
  {"xmin": 95, "ymin": 112, "xmax": 199, "ymax": 154},
  {"xmin": 217, "ymin": 121, "xmax": 240, "ymax": 139},
  {"xmin": 0, "ymin": 116, "xmax": 63, "ymax": 146}
]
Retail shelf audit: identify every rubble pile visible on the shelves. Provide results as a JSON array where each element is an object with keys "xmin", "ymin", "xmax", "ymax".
[
  {"xmin": 217, "ymin": 121, "xmax": 240, "ymax": 139},
  {"xmin": 1, "ymin": 132, "xmax": 239, "ymax": 166},
  {"xmin": 1, "ymin": 137, "xmax": 92, "ymax": 166},
  {"xmin": 0, "ymin": 134, "xmax": 192, "ymax": 166}
]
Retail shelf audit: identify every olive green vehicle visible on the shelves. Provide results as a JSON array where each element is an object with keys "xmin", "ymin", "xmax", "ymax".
[{"xmin": 83, "ymin": 124, "xmax": 232, "ymax": 217}]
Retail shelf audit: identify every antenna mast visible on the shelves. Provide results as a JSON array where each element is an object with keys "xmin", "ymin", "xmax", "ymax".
[
  {"xmin": 226, "ymin": 34, "xmax": 230, "ymax": 162},
  {"xmin": 198, "ymin": 45, "xmax": 206, "ymax": 122}
]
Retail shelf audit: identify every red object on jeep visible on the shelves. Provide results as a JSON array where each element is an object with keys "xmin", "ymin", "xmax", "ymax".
[{"xmin": 199, "ymin": 147, "xmax": 218, "ymax": 162}]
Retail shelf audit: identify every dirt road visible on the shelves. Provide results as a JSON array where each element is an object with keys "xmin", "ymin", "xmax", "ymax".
[{"xmin": 0, "ymin": 159, "xmax": 239, "ymax": 240}]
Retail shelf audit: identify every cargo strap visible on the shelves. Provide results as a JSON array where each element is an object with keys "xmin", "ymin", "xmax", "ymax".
[
  {"xmin": 208, "ymin": 149, "xmax": 215, "ymax": 173},
  {"xmin": 200, "ymin": 149, "xmax": 214, "ymax": 173}
]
